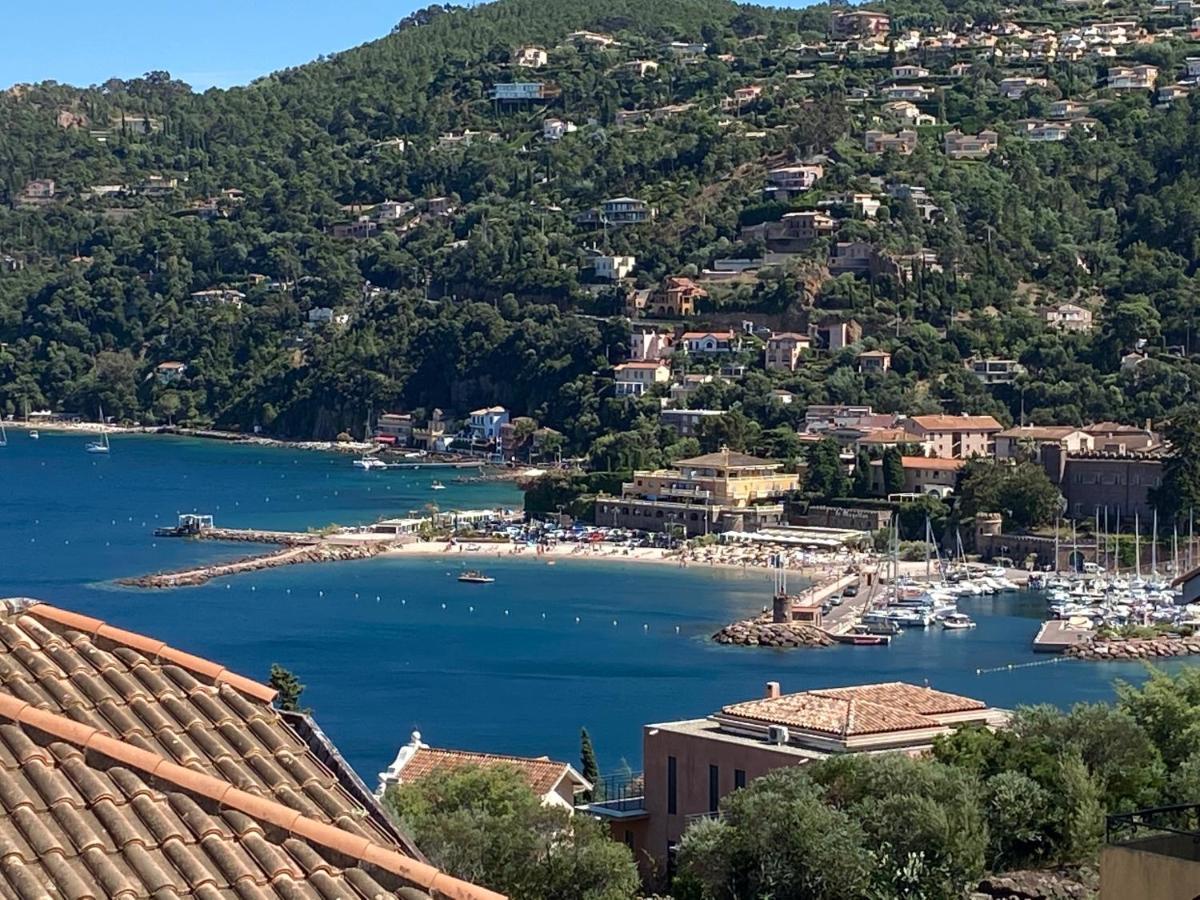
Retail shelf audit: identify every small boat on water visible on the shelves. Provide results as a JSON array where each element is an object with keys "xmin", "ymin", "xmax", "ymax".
[
  {"xmin": 85, "ymin": 404, "xmax": 111, "ymax": 454},
  {"xmin": 833, "ymin": 631, "xmax": 891, "ymax": 646},
  {"xmin": 0, "ymin": 421, "xmax": 6, "ymax": 447},
  {"xmin": 457, "ymin": 570, "xmax": 494, "ymax": 584},
  {"xmin": 28, "ymin": 430, "xmax": 38, "ymax": 440},
  {"xmin": 352, "ymin": 456, "xmax": 386, "ymax": 470},
  {"xmin": 941, "ymin": 613, "xmax": 977, "ymax": 630},
  {"xmin": 431, "ymin": 480, "xmax": 446, "ymax": 490}
]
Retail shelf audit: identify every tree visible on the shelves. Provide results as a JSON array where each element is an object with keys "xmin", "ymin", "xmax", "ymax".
[
  {"xmin": 385, "ymin": 765, "xmax": 639, "ymax": 900},
  {"xmin": 851, "ymin": 448, "xmax": 873, "ymax": 497},
  {"xmin": 882, "ymin": 446, "xmax": 906, "ymax": 497},
  {"xmin": 268, "ymin": 664, "xmax": 305, "ymax": 712},
  {"xmin": 805, "ymin": 438, "xmax": 848, "ymax": 499},
  {"xmin": 957, "ymin": 460, "xmax": 1062, "ymax": 528},
  {"xmin": 1151, "ymin": 404, "xmax": 1200, "ymax": 519},
  {"xmin": 580, "ymin": 727, "xmax": 600, "ymax": 802}
]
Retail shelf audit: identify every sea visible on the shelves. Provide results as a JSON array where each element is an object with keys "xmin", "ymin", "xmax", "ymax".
[{"xmin": 0, "ymin": 432, "xmax": 1177, "ymax": 780}]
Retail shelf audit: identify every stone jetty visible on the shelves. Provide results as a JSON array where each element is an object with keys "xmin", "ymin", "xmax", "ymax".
[
  {"xmin": 712, "ymin": 614, "xmax": 834, "ymax": 649},
  {"xmin": 119, "ymin": 540, "xmax": 394, "ymax": 588},
  {"xmin": 1066, "ymin": 634, "xmax": 1200, "ymax": 661}
]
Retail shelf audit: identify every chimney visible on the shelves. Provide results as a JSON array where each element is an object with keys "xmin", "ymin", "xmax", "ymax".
[{"xmin": 765, "ymin": 681, "xmax": 781, "ymax": 700}]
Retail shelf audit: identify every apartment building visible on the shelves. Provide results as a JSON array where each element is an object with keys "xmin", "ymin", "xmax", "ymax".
[{"xmin": 903, "ymin": 414, "xmax": 1003, "ymax": 458}]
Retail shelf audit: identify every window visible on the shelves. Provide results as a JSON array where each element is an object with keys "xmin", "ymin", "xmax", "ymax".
[
  {"xmin": 624, "ymin": 829, "xmax": 634, "ymax": 847},
  {"xmin": 667, "ymin": 756, "xmax": 677, "ymax": 815},
  {"xmin": 709, "ymin": 764, "xmax": 719, "ymax": 813},
  {"xmin": 735, "ymin": 769, "xmax": 746, "ymax": 790}
]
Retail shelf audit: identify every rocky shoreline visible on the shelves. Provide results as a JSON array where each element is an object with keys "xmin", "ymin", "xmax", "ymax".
[
  {"xmin": 119, "ymin": 541, "xmax": 393, "ymax": 588},
  {"xmin": 712, "ymin": 614, "xmax": 833, "ymax": 649},
  {"xmin": 1066, "ymin": 634, "xmax": 1200, "ymax": 661}
]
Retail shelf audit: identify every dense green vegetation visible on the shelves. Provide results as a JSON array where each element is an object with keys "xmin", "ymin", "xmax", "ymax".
[
  {"xmin": 675, "ymin": 668, "xmax": 1200, "ymax": 900},
  {"xmin": 2, "ymin": 0, "xmax": 1199, "ymax": 455}
]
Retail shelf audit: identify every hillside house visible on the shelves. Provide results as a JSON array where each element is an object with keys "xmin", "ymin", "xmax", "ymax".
[
  {"xmin": 999, "ymin": 76, "xmax": 1049, "ymax": 99},
  {"xmin": 809, "ymin": 318, "xmax": 863, "ymax": 352},
  {"xmin": 944, "ymin": 129, "xmax": 999, "ymax": 159},
  {"xmin": 650, "ymin": 276, "xmax": 706, "ymax": 317},
  {"xmin": 490, "ymin": 81, "xmax": 559, "ymax": 101},
  {"xmin": 764, "ymin": 164, "xmax": 824, "ymax": 199},
  {"xmin": 902, "ymin": 414, "xmax": 1002, "ymax": 459},
  {"xmin": 659, "ymin": 408, "xmax": 725, "ymax": 437},
  {"xmin": 857, "ymin": 349, "xmax": 892, "ymax": 372},
  {"xmin": 332, "ymin": 220, "xmax": 378, "ymax": 240},
  {"xmin": 1107, "ymin": 65, "xmax": 1157, "ymax": 90},
  {"xmin": 831, "ymin": 9, "xmax": 891, "ymax": 37},
  {"xmin": 594, "ymin": 254, "xmax": 636, "ymax": 280},
  {"xmin": 1041, "ymin": 302, "xmax": 1093, "ymax": 332},
  {"xmin": 589, "ymin": 197, "xmax": 655, "ymax": 226},
  {"xmin": 882, "ymin": 84, "xmax": 935, "ymax": 101},
  {"xmin": 1048, "ymin": 99, "xmax": 1089, "ymax": 118},
  {"xmin": 764, "ymin": 332, "xmax": 811, "ymax": 372},
  {"xmin": 513, "ymin": 46, "xmax": 549, "ymax": 67},
  {"xmin": 871, "ymin": 456, "xmax": 965, "ymax": 497},
  {"xmin": 682, "ymin": 331, "xmax": 738, "ymax": 354},
  {"xmin": 745, "ymin": 211, "xmax": 836, "ymax": 251},
  {"xmin": 154, "ymin": 361, "xmax": 187, "ymax": 384},
  {"xmin": 891, "ymin": 64, "xmax": 930, "ymax": 79},
  {"xmin": 967, "ymin": 357, "xmax": 1026, "ymax": 385},
  {"xmin": 864, "ymin": 129, "xmax": 918, "ymax": 154},
  {"xmin": 543, "ymin": 118, "xmax": 577, "ymax": 140},
  {"xmin": 883, "ymin": 100, "xmax": 937, "ymax": 126},
  {"xmin": 664, "ymin": 41, "xmax": 708, "ymax": 60},
  {"xmin": 190, "ymin": 288, "xmax": 245, "ymax": 307},
  {"xmin": 614, "ymin": 361, "xmax": 671, "ymax": 397},
  {"xmin": 468, "ymin": 406, "xmax": 510, "ymax": 442},
  {"xmin": 624, "ymin": 60, "xmax": 660, "ymax": 77},
  {"xmin": 630, "ymin": 329, "xmax": 673, "ymax": 361}
]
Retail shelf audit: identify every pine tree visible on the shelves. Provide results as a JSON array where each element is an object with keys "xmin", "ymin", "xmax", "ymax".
[
  {"xmin": 268, "ymin": 664, "xmax": 305, "ymax": 712},
  {"xmin": 580, "ymin": 727, "xmax": 600, "ymax": 802}
]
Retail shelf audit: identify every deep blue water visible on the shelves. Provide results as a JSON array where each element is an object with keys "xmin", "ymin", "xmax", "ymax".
[{"xmin": 0, "ymin": 432, "xmax": 1179, "ymax": 781}]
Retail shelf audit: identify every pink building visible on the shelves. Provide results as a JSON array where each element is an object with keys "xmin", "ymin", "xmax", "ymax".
[{"xmin": 903, "ymin": 414, "xmax": 1003, "ymax": 459}]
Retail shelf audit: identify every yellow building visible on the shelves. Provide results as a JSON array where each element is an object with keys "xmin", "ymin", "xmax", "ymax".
[{"xmin": 595, "ymin": 448, "xmax": 799, "ymax": 535}]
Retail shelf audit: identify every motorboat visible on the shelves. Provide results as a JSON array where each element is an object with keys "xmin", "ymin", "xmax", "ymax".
[
  {"xmin": 457, "ymin": 571, "xmax": 495, "ymax": 584},
  {"xmin": 352, "ymin": 456, "xmax": 387, "ymax": 470},
  {"xmin": 941, "ymin": 613, "xmax": 977, "ymax": 630},
  {"xmin": 28, "ymin": 430, "xmax": 38, "ymax": 440},
  {"xmin": 431, "ymin": 480, "xmax": 446, "ymax": 490}
]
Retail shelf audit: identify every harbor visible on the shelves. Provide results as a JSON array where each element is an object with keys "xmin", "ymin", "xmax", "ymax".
[{"xmin": 0, "ymin": 433, "xmax": 1192, "ymax": 778}]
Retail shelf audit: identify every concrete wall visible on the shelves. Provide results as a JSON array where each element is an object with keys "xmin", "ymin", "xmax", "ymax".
[
  {"xmin": 640, "ymin": 725, "xmax": 807, "ymax": 881},
  {"xmin": 1100, "ymin": 840, "xmax": 1200, "ymax": 900}
]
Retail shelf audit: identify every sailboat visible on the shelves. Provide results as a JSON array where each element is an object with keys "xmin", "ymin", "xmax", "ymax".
[
  {"xmin": 24, "ymin": 400, "xmax": 38, "ymax": 439},
  {"xmin": 85, "ymin": 406, "xmax": 110, "ymax": 454},
  {"xmin": 0, "ymin": 420, "xmax": 7, "ymax": 447}
]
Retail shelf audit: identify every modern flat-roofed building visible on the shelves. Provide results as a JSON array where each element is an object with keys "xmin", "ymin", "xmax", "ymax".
[
  {"xmin": 994, "ymin": 425, "xmax": 1093, "ymax": 461},
  {"xmin": 586, "ymin": 680, "xmax": 1007, "ymax": 879},
  {"xmin": 594, "ymin": 449, "xmax": 798, "ymax": 535}
]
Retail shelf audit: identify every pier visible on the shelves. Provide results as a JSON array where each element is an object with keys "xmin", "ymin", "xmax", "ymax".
[{"xmin": 1032, "ymin": 620, "xmax": 1093, "ymax": 654}]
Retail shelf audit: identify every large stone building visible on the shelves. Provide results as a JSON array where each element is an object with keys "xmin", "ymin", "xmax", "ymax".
[
  {"xmin": 1041, "ymin": 444, "xmax": 1168, "ymax": 521},
  {"xmin": 594, "ymin": 449, "xmax": 798, "ymax": 535}
]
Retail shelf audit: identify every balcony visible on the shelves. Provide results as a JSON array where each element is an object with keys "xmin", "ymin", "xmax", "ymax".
[
  {"xmin": 580, "ymin": 771, "xmax": 646, "ymax": 819},
  {"xmin": 1101, "ymin": 803, "xmax": 1200, "ymax": 900}
]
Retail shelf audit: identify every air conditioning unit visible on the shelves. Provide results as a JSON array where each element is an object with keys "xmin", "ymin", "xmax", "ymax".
[{"xmin": 767, "ymin": 725, "xmax": 790, "ymax": 745}]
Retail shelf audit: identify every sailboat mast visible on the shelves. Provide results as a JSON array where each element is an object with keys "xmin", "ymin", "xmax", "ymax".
[
  {"xmin": 1152, "ymin": 510, "xmax": 1158, "ymax": 576},
  {"xmin": 1135, "ymin": 513, "xmax": 1141, "ymax": 578}
]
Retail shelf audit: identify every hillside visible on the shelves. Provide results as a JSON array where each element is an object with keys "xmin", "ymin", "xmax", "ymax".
[{"xmin": 1, "ymin": 0, "xmax": 1199, "ymax": 452}]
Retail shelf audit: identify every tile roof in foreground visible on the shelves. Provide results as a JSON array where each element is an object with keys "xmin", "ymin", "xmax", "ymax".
[
  {"xmin": 720, "ymin": 682, "xmax": 987, "ymax": 738},
  {"xmin": 0, "ymin": 598, "xmax": 504, "ymax": 900}
]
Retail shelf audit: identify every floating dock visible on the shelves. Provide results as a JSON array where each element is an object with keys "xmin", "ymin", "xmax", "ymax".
[{"xmin": 1032, "ymin": 620, "xmax": 1093, "ymax": 654}]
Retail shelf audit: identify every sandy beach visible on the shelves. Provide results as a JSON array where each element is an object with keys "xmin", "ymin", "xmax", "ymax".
[{"xmin": 384, "ymin": 538, "xmax": 872, "ymax": 579}]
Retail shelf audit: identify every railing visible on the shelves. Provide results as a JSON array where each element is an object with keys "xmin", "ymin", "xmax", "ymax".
[
  {"xmin": 583, "ymin": 771, "xmax": 645, "ymax": 814},
  {"xmin": 1107, "ymin": 803, "xmax": 1200, "ymax": 850},
  {"xmin": 685, "ymin": 810, "xmax": 725, "ymax": 825}
]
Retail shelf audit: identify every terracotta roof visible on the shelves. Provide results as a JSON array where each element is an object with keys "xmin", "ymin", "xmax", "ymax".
[
  {"xmin": 900, "ymin": 456, "xmax": 965, "ymax": 471},
  {"xmin": 857, "ymin": 349, "xmax": 892, "ymax": 358},
  {"xmin": 399, "ymin": 747, "xmax": 586, "ymax": 797},
  {"xmin": 681, "ymin": 331, "xmax": 735, "ymax": 340},
  {"xmin": 995, "ymin": 425, "xmax": 1082, "ymax": 440},
  {"xmin": 675, "ymin": 449, "xmax": 778, "ymax": 468},
  {"xmin": 615, "ymin": 361, "xmax": 667, "ymax": 370},
  {"xmin": 0, "ymin": 600, "xmax": 504, "ymax": 900},
  {"xmin": 721, "ymin": 682, "xmax": 985, "ymax": 738},
  {"xmin": 907, "ymin": 414, "xmax": 1002, "ymax": 432}
]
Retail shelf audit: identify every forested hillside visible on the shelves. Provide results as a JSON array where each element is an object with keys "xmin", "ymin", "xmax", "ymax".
[{"xmin": 2, "ymin": 0, "xmax": 1199, "ymax": 449}]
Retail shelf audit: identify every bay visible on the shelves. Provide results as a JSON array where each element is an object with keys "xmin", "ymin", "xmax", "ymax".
[{"xmin": 0, "ymin": 432, "xmax": 1172, "ymax": 780}]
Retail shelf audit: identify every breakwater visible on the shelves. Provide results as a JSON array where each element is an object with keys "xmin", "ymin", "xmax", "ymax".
[
  {"xmin": 712, "ymin": 614, "xmax": 834, "ymax": 648},
  {"xmin": 119, "ymin": 540, "xmax": 395, "ymax": 588},
  {"xmin": 1066, "ymin": 634, "xmax": 1200, "ymax": 661}
]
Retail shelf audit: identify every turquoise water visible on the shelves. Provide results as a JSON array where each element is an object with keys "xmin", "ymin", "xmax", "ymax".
[{"xmin": 0, "ymin": 432, "xmax": 1173, "ymax": 779}]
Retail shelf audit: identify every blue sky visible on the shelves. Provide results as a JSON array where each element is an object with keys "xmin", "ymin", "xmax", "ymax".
[{"xmin": 0, "ymin": 1, "xmax": 426, "ymax": 90}]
